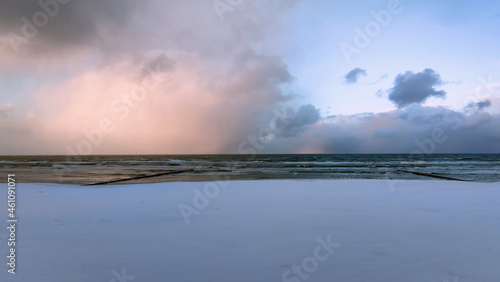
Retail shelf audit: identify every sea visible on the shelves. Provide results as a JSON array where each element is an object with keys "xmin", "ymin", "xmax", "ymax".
[{"xmin": 0, "ymin": 154, "xmax": 499, "ymax": 185}]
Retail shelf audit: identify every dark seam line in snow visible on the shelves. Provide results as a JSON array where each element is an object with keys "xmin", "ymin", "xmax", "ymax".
[
  {"xmin": 84, "ymin": 169, "xmax": 194, "ymax": 186},
  {"xmin": 397, "ymin": 169, "xmax": 469, "ymax": 182}
]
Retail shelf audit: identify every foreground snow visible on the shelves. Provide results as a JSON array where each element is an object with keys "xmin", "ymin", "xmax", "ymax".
[{"xmin": 0, "ymin": 180, "xmax": 499, "ymax": 282}]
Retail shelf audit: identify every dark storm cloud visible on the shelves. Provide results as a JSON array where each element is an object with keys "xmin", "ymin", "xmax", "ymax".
[
  {"xmin": 464, "ymin": 100, "xmax": 492, "ymax": 115},
  {"xmin": 388, "ymin": 69, "xmax": 447, "ymax": 108},
  {"xmin": 339, "ymin": 106, "xmax": 499, "ymax": 153},
  {"xmin": 275, "ymin": 104, "xmax": 321, "ymax": 137},
  {"xmin": 0, "ymin": 0, "xmax": 305, "ymax": 61},
  {"xmin": 0, "ymin": 0, "xmax": 141, "ymax": 54},
  {"xmin": 263, "ymin": 105, "xmax": 500, "ymax": 154},
  {"xmin": 477, "ymin": 100, "xmax": 492, "ymax": 109},
  {"xmin": 344, "ymin": 68, "xmax": 367, "ymax": 84},
  {"xmin": 139, "ymin": 54, "xmax": 176, "ymax": 81}
]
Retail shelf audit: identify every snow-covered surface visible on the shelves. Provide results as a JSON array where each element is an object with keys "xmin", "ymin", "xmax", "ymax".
[{"xmin": 1, "ymin": 180, "xmax": 499, "ymax": 282}]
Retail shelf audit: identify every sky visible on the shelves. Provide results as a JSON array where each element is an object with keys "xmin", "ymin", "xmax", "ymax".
[{"xmin": 0, "ymin": 0, "xmax": 499, "ymax": 155}]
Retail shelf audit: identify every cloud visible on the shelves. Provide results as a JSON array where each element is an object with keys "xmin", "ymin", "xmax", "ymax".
[
  {"xmin": 0, "ymin": 0, "xmax": 304, "ymax": 69},
  {"xmin": 0, "ymin": 0, "xmax": 309, "ymax": 154},
  {"xmin": 475, "ymin": 99, "xmax": 492, "ymax": 110},
  {"xmin": 344, "ymin": 68, "xmax": 367, "ymax": 84},
  {"xmin": 140, "ymin": 54, "xmax": 176, "ymax": 80},
  {"xmin": 0, "ymin": 0, "xmax": 141, "ymax": 60},
  {"xmin": 388, "ymin": 69, "xmax": 447, "ymax": 108},
  {"xmin": 263, "ymin": 105, "xmax": 500, "ymax": 154},
  {"xmin": 1, "ymin": 50, "xmax": 299, "ymax": 154},
  {"xmin": 465, "ymin": 99, "xmax": 492, "ymax": 112},
  {"xmin": 3, "ymin": 81, "xmax": 500, "ymax": 154},
  {"xmin": 276, "ymin": 104, "xmax": 321, "ymax": 137}
]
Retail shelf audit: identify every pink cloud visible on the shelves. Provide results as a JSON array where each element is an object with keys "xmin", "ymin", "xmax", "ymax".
[{"xmin": 0, "ymin": 50, "xmax": 294, "ymax": 155}]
